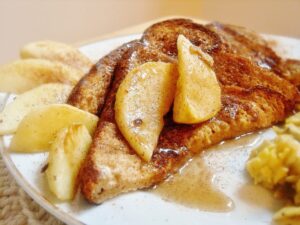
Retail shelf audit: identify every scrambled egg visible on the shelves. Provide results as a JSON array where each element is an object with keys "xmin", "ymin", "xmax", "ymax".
[{"xmin": 247, "ymin": 112, "xmax": 300, "ymax": 221}]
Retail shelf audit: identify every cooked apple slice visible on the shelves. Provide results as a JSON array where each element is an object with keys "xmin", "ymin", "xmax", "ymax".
[
  {"xmin": 0, "ymin": 59, "xmax": 83, "ymax": 93},
  {"xmin": 46, "ymin": 124, "xmax": 92, "ymax": 200},
  {"xmin": 173, "ymin": 35, "xmax": 221, "ymax": 124},
  {"xmin": 0, "ymin": 83, "xmax": 73, "ymax": 135},
  {"xmin": 20, "ymin": 41, "xmax": 93, "ymax": 73},
  {"xmin": 115, "ymin": 62, "xmax": 177, "ymax": 161},
  {"xmin": 10, "ymin": 104, "xmax": 98, "ymax": 152}
]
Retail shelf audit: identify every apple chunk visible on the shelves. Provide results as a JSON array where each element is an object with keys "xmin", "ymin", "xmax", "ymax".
[
  {"xmin": 173, "ymin": 35, "xmax": 221, "ymax": 124},
  {"xmin": 46, "ymin": 124, "xmax": 92, "ymax": 200},
  {"xmin": 115, "ymin": 62, "xmax": 177, "ymax": 161},
  {"xmin": 9, "ymin": 104, "xmax": 98, "ymax": 152},
  {"xmin": 20, "ymin": 40, "xmax": 93, "ymax": 73},
  {"xmin": 0, "ymin": 83, "xmax": 73, "ymax": 135},
  {"xmin": 0, "ymin": 59, "xmax": 83, "ymax": 94}
]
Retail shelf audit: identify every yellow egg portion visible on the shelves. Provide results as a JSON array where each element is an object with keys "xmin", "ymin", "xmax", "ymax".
[{"xmin": 247, "ymin": 112, "xmax": 300, "ymax": 221}]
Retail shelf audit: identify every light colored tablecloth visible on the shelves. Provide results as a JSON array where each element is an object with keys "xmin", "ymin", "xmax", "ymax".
[{"xmin": 0, "ymin": 154, "xmax": 63, "ymax": 225}]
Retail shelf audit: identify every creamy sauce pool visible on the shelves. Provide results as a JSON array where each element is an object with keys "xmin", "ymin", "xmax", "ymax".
[
  {"xmin": 153, "ymin": 155, "xmax": 234, "ymax": 212},
  {"xmin": 152, "ymin": 132, "xmax": 264, "ymax": 212}
]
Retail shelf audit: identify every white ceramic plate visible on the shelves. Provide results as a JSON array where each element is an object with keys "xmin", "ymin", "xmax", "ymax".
[{"xmin": 1, "ymin": 33, "xmax": 300, "ymax": 225}]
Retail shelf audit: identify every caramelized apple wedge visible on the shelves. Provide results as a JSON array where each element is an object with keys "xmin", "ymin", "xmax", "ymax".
[
  {"xmin": 46, "ymin": 124, "xmax": 92, "ymax": 200},
  {"xmin": 10, "ymin": 104, "xmax": 98, "ymax": 152},
  {"xmin": 115, "ymin": 62, "xmax": 177, "ymax": 161},
  {"xmin": 173, "ymin": 35, "xmax": 221, "ymax": 124}
]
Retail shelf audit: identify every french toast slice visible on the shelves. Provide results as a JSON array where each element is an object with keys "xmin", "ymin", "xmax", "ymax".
[
  {"xmin": 68, "ymin": 19, "xmax": 222, "ymax": 115},
  {"xmin": 206, "ymin": 22, "xmax": 282, "ymax": 72},
  {"xmin": 142, "ymin": 18, "xmax": 222, "ymax": 57},
  {"xmin": 67, "ymin": 40, "xmax": 138, "ymax": 114},
  {"xmin": 207, "ymin": 22, "xmax": 300, "ymax": 86},
  {"xmin": 67, "ymin": 19, "xmax": 300, "ymax": 116},
  {"xmin": 72, "ymin": 18, "xmax": 299, "ymax": 203},
  {"xmin": 80, "ymin": 48, "xmax": 298, "ymax": 203}
]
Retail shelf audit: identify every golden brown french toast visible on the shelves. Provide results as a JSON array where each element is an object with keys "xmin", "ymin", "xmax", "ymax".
[
  {"xmin": 142, "ymin": 19, "xmax": 222, "ymax": 57},
  {"xmin": 66, "ymin": 18, "xmax": 299, "ymax": 203},
  {"xmin": 206, "ymin": 22, "xmax": 282, "ymax": 72},
  {"xmin": 207, "ymin": 22, "xmax": 300, "ymax": 86},
  {"xmin": 67, "ymin": 41, "xmax": 138, "ymax": 114}
]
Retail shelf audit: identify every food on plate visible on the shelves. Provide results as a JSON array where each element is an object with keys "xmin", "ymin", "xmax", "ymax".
[
  {"xmin": 9, "ymin": 104, "xmax": 98, "ymax": 152},
  {"xmin": 46, "ymin": 124, "xmax": 92, "ymax": 200},
  {"xmin": 0, "ymin": 59, "xmax": 83, "ymax": 93},
  {"xmin": 3, "ymin": 18, "xmax": 300, "ymax": 221},
  {"xmin": 247, "ymin": 112, "xmax": 300, "ymax": 220},
  {"xmin": 206, "ymin": 22, "xmax": 282, "ymax": 73},
  {"xmin": 20, "ymin": 40, "xmax": 93, "ymax": 73},
  {"xmin": 67, "ymin": 41, "xmax": 138, "ymax": 114},
  {"xmin": 77, "ymin": 19, "xmax": 299, "ymax": 204},
  {"xmin": 173, "ymin": 35, "xmax": 221, "ymax": 124},
  {"xmin": 207, "ymin": 22, "xmax": 300, "ymax": 87},
  {"xmin": 247, "ymin": 135, "xmax": 300, "ymax": 189},
  {"xmin": 0, "ymin": 83, "xmax": 72, "ymax": 135},
  {"xmin": 115, "ymin": 62, "xmax": 177, "ymax": 161}
]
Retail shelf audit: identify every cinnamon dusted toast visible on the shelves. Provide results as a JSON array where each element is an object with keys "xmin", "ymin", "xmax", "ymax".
[
  {"xmin": 67, "ymin": 19, "xmax": 222, "ymax": 114},
  {"xmin": 68, "ymin": 19, "xmax": 300, "ymax": 115},
  {"xmin": 76, "ymin": 19, "xmax": 299, "ymax": 203},
  {"xmin": 206, "ymin": 22, "xmax": 300, "ymax": 86},
  {"xmin": 67, "ymin": 40, "xmax": 138, "ymax": 114},
  {"xmin": 206, "ymin": 22, "xmax": 282, "ymax": 72}
]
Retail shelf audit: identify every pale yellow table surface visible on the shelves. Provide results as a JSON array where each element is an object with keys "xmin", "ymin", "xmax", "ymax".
[{"xmin": 0, "ymin": 0, "xmax": 300, "ymax": 64}]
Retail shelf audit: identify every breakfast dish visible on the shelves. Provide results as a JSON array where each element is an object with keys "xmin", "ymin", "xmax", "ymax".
[
  {"xmin": 1, "ymin": 18, "xmax": 300, "ymax": 225},
  {"xmin": 67, "ymin": 41, "xmax": 138, "ymax": 114},
  {"xmin": 67, "ymin": 19, "xmax": 299, "ymax": 204}
]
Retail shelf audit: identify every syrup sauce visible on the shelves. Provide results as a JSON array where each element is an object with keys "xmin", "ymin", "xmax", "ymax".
[
  {"xmin": 153, "ymin": 155, "xmax": 234, "ymax": 212},
  {"xmin": 153, "ymin": 132, "xmax": 264, "ymax": 212}
]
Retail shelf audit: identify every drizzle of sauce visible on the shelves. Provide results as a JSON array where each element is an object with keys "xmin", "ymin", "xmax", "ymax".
[
  {"xmin": 152, "ymin": 155, "xmax": 234, "ymax": 212},
  {"xmin": 153, "ymin": 132, "xmax": 266, "ymax": 213}
]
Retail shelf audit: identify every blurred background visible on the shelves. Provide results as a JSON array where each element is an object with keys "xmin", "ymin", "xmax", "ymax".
[{"xmin": 0, "ymin": 0, "xmax": 299, "ymax": 64}]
